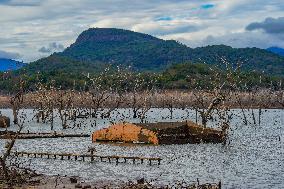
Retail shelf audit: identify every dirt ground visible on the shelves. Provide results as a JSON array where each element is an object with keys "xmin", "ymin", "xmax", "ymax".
[{"xmin": 1, "ymin": 175, "xmax": 105, "ymax": 189}]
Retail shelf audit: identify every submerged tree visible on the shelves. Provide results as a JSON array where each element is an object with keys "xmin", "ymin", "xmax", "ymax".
[
  {"xmin": 10, "ymin": 80, "xmax": 24, "ymax": 124},
  {"xmin": 192, "ymin": 59, "xmax": 243, "ymax": 128}
]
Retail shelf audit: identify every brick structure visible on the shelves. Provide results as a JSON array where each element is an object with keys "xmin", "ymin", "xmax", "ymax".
[{"xmin": 92, "ymin": 121, "xmax": 226, "ymax": 144}]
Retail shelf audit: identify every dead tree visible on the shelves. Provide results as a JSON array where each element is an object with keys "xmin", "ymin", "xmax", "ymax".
[
  {"xmin": 1, "ymin": 92, "xmax": 26, "ymax": 183},
  {"xmin": 10, "ymin": 81, "xmax": 24, "ymax": 124},
  {"xmin": 89, "ymin": 68, "xmax": 113, "ymax": 118},
  {"xmin": 137, "ymin": 91, "xmax": 153, "ymax": 123},
  {"xmin": 56, "ymin": 90, "xmax": 74, "ymax": 129},
  {"xmin": 31, "ymin": 81, "xmax": 56, "ymax": 130},
  {"xmin": 192, "ymin": 59, "xmax": 242, "ymax": 128},
  {"xmin": 0, "ymin": 123, "xmax": 23, "ymax": 182}
]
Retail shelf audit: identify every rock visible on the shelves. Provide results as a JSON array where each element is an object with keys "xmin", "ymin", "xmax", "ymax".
[
  {"xmin": 0, "ymin": 116, "xmax": 10, "ymax": 128},
  {"xmin": 75, "ymin": 183, "xmax": 82, "ymax": 188},
  {"xmin": 70, "ymin": 177, "xmax": 78, "ymax": 183},
  {"xmin": 83, "ymin": 184, "xmax": 91, "ymax": 189},
  {"xmin": 137, "ymin": 178, "xmax": 145, "ymax": 184}
]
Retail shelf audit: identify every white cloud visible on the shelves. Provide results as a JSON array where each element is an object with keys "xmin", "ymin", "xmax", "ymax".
[
  {"xmin": 0, "ymin": 49, "xmax": 21, "ymax": 59},
  {"xmin": 0, "ymin": 0, "xmax": 284, "ymax": 62}
]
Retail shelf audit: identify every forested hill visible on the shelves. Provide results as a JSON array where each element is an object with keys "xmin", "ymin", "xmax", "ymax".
[
  {"xmin": 22, "ymin": 28, "xmax": 284, "ymax": 76},
  {"xmin": 267, "ymin": 47, "xmax": 284, "ymax": 57},
  {"xmin": 0, "ymin": 58, "xmax": 26, "ymax": 71}
]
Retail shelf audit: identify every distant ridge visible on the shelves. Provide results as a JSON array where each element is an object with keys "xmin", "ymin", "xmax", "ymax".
[
  {"xmin": 267, "ymin": 47, "xmax": 284, "ymax": 57},
  {"xmin": 0, "ymin": 58, "xmax": 26, "ymax": 71},
  {"xmin": 23, "ymin": 28, "xmax": 284, "ymax": 76}
]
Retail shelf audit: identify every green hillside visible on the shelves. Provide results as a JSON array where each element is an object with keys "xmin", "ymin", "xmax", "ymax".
[
  {"xmin": 24, "ymin": 28, "xmax": 284, "ymax": 76},
  {"xmin": 158, "ymin": 63, "xmax": 282, "ymax": 90},
  {"xmin": 1, "ymin": 28, "xmax": 284, "ymax": 92}
]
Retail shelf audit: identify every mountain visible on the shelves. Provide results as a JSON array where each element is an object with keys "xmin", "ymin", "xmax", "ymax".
[
  {"xmin": 60, "ymin": 28, "xmax": 190, "ymax": 71},
  {"xmin": 0, "ymin": 58, "xmax": 26, "ymax": 71},
  {"xmin": 267, "ymin": 47, "xmax": 284, "ymax": 57},
  {"xmin": 24, "ymin": 28, "xmax": 284, "ymax": 76}
]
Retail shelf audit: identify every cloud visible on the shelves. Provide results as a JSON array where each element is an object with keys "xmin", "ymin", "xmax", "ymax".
[
  {"xmin": 0, "ymin": 49, "xmax": 21, "ymax": 59},
  {"xmin": 133, "ymin": 21, "xmax": 201, "ymax": 36},
  {"xmin": 0, "ymin": 0, "xmax": 42, "ymax": 6},
  {"xmin": 38, "ymin": 42, "xmax": 64, "ymax": 53},
  {"xmin": 155, "ymin": 16, "xmax": 173, "ymax": 21},
  {"xmin": 0, "ymin": 0, "xmax": 284, "ymax": 62},
  {"xmin": 246, "ymin": 17, "xmax": 284, "ymax": 34}
]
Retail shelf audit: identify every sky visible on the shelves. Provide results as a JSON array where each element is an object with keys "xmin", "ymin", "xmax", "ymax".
[{"xmin": 0, "ymin": 0, "xmax": 284, "ymax": 62}]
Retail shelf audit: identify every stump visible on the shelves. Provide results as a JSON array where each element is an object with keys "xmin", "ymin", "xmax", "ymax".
[{"xmin": 0, "ymin": 116, "xmax": 10, "ymax": 128}]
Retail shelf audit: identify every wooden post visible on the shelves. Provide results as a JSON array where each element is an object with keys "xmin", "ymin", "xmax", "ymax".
[
  {"xmin": 14, "ymin": 151, "xmax": 162, "ymax": 167},
  {"xmin": 89, "ymin": 148, "xmax": 96, "ymax": 162},
  {"xmin": 91, "ymin": 155, "xmax": 94, "ymax": 162}
]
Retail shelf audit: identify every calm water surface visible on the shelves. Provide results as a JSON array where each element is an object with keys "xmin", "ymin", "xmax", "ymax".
[{"xmin": 0, "ymin": 108, "xmax": 283, "ymax": 189}]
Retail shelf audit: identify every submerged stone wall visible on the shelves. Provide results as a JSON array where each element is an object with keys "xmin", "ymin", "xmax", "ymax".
[
  {"xmin": 92, "ymin": 123, "xmax": 159, "ymax": 144},
  {"xmin": 92, "ymin": 121, "xmax": 226, "ymax": 145}
]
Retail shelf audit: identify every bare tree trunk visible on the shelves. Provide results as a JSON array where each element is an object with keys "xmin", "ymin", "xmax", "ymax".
[
  {"xmin": 0, "ymin": 124, "xmax": 23, "ymax": 182},
  {"xmin": 12, "ymin": 107, "xmax": 18, "ymax": 124}
]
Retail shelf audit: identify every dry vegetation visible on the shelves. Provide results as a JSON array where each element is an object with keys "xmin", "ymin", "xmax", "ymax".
[{"xmin": 1, "ymin": 90, "xmax": 284, "ymax": 109}]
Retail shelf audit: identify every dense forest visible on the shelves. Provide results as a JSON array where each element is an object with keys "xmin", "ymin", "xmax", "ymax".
[{"xmin": 0, "ymin": 62, "xmax": 282, "ymax": 93}]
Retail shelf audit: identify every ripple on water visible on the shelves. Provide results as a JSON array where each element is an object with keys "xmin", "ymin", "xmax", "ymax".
[{"xmin": 0, "ymin": 108, "xmax": 283, "ymax": 189}]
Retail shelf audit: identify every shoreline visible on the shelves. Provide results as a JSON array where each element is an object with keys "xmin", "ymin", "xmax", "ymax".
[
  {"xmin": 1, "ymin": 90, "xmax": 284, "ymax": 109},
  {"xmin": 1, "ymin": 173, "xmax": 221, "ymax": 189}
]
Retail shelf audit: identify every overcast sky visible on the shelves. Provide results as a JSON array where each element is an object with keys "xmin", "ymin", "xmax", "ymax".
[{"xmin": 0, "ymin": 0, "xmax": 284, "ymax": 62}]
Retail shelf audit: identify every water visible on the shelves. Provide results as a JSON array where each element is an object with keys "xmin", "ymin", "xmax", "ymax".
[{"xmin": 0, "ymin": 108, "xmax": 283, "ymax": 189}]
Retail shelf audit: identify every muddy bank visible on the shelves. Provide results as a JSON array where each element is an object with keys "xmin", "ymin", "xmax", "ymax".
[{"xmin": 0, "ymin": 174, "xmax": 221, "ymax": 189}]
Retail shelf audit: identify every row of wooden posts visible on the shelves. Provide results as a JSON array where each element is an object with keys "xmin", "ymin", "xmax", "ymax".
[
  {"xmin": 13, "ymin": 151, "xmax": 162, "ymax": 166},
  {"xmin": 0, "ymin": 132, "xmax": 90, "ymax": 139}
]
